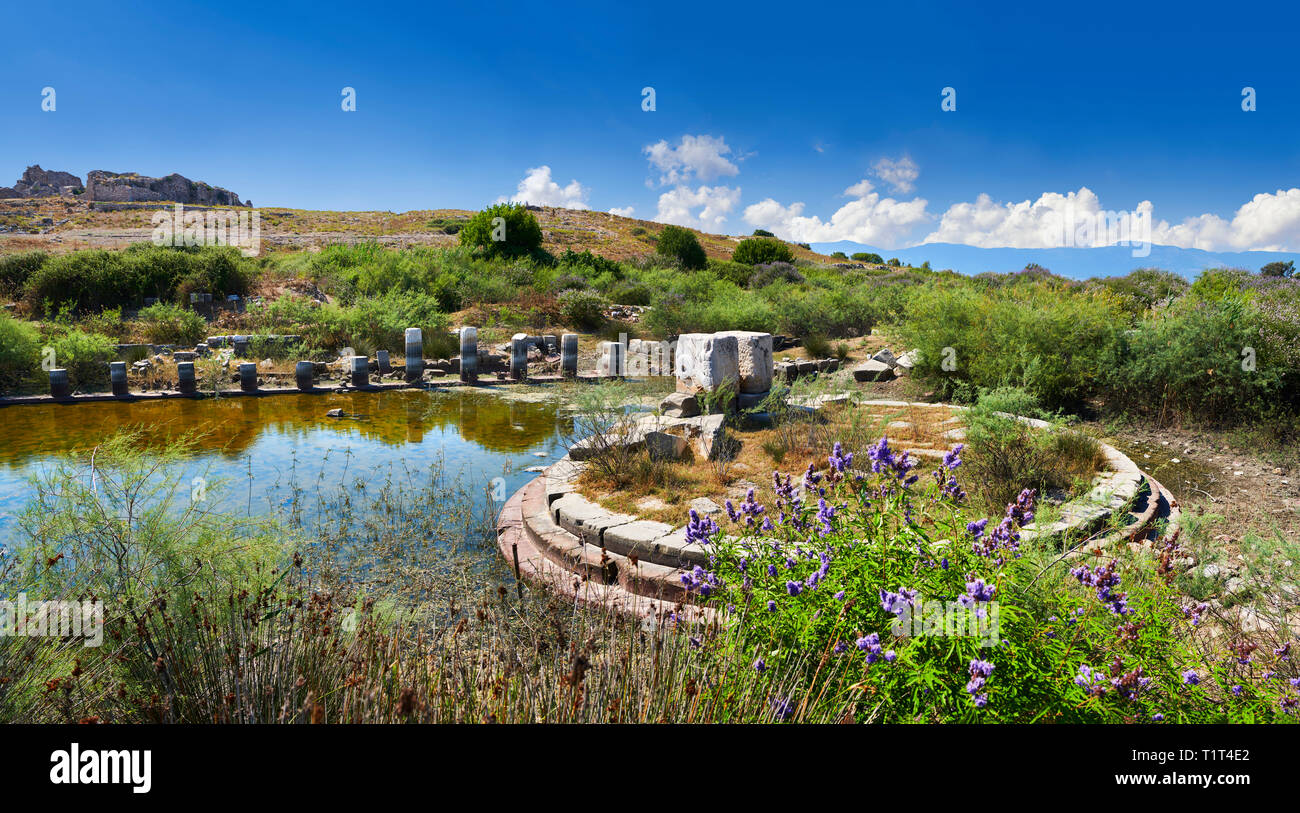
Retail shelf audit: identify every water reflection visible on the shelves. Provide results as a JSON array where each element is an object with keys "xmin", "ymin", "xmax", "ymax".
[{"xmin": 0, "ymin": 388, "xmax": 571, "ymax": 540}]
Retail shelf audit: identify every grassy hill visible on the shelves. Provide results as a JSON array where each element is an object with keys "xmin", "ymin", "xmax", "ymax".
[{"xmin": 0, "ymin": 198, "xmax": 831, "ymax": 263}]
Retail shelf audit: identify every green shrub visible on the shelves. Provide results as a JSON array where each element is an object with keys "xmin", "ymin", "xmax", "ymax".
[
  {"xmin": 732, "ymin": 237, "xmax": 793, "ymax": 266},
  {"xmin": 1105, "ymin": 295, "xmax": 1283, "ymax": 425},
  {"xmin": 655, "ymin": 225, "xmax": 707, "ymax": 270},
  {"xmin": 458, "ymin": 203, "xmax": 543, "ymax": 258},
  {"xmin": 802, "ymin": 333, "xmax": 831, "ymax": 359},
  {"xmin": 50, "ymin": 330, "xmax": 116, "ymax": 391},
  {"xmin": 751, "ymin": 229, "xmax": 775, "ymax": 237},
  {"xmin": 0, "ymin": 251, "xmax": 48, "ymax": 297},
  {"xmin": 22, "ymin": 246, "xmax": 253, "ymax": 314},
  {"xmin": 708, "ymin": 259, "xmax": 752, "ymax": 287},
  {"xmin": 137, "ymin": 302, "xmax": 207, "ymax": 345},
  {"xmin": 851, "ymin": 251, "xmax": 884, "ymax": 263},
  {"xmin": 959, "ymin": 396, "xmax": 1105, "ymax": 515},
  {"xmin": 0, "ymin": 314, "xmax": 40, "ymax": 392},
  {"xmin": 557, "ymin": 289, "xmax": 609, "ymax": 331},
  {"xmin": 896, "ymin": 282, "xmax": 1124, "ymax": 409}
]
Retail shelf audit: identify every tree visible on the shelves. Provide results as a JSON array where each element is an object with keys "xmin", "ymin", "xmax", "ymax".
[
  {"xmin": 851, "ymin": 252, "xmax": 883, "ymax": 264},
  {"xmin": 752, "ymin": 229, "xmax": 775, "ymax": 237},
  {"xmin": 459, "ymin": 203, "xmax": 543, "ymax": 257},
  {"xmin": 732, "ymin": 237, "xmax": 793, "ymax": 266},
  {"xmin": 831, "ymin": 251, "xmax": 848, "ymax": 259},
  {"xmin": 656, "ymin": 225, "xmax": 708, "ymax": 269},
  {"xmin": 1261, "ymin": 260, "xmax": 1295, "ymax": 278}
]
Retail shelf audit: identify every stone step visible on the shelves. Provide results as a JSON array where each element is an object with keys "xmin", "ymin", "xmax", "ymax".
[{"xmin": 519, "ymin": 477, "xmax": 693, "ymax": 603}]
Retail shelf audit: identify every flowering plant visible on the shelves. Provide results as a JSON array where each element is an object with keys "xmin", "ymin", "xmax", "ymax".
[{"xmin": 682, "ymin": 438, "xmax": 1298, "ymax": 723}]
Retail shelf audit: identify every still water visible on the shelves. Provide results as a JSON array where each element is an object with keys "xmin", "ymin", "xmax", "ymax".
[{"xmin": 0, "ymin": 388, "xmax": 571, "ymax": 543}]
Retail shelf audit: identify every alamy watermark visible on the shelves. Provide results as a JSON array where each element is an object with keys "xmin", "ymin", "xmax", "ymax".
[
  {"xmin": 0, "ymin": 593, "xmax": 104, "ymax": 647},
  {"xmin": 1059, "ymin": 200, "xmax": 1152, "ymax": 258},
  {"xmin": 152, "ymin": 203, "xmax": 261, "ymax": 257},
  {"xmin": 891, "ymin": 597, "xmax": 1001, "ymax": 647}
]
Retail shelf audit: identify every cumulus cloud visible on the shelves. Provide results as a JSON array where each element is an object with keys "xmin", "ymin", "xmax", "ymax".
[
  {"xmin": 923, "ymin": 186, "xmax": 1300, "ymax": 252},
  {"xmin": 654, "ymin": 185, "xmax": 741, "ymax": 232},
  {"xmin": 923, "ymin": 188, "xmax": 1103, "ymax": 248},
  {"xmin": 1151, "ymin": 188, "xmax": 1300, "ymax": 251},
  {"xmin": 644, "ymin": 135, "xmax": 740, "ymax": 185},
  {"xmin": 742, "ymin": 179, "xmax": 929, "ymax": 248},
  {"xmin": 498, "ymin": 165, "xmax": 589, "ymax": 209},
  {"xmin": 609, "ymin": 206, "xmax": 635, "ymax": 218},
  {"xmin": 872, "ymin": 156, "xmax": 919, "ymax": 194}
]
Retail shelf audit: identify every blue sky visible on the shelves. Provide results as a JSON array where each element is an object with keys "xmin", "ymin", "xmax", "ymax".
[{"xmin": 3, "ymin": 0, "xmax": 1300, "ymax": 253}]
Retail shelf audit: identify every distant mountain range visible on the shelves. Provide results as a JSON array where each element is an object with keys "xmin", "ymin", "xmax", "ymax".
[{"xmin": 809, "ymin": 241, "xmax": 1299, "ymax": 280}]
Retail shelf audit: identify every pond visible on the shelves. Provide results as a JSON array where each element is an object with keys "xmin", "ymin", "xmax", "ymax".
[{"xmin": 0, "ymin": 388, "xmax": 573, "ymax": 549}]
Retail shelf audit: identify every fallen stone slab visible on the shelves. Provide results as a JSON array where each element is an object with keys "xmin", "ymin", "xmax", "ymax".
[
  {"xmin": 853, "ymin": 360, "xmax": 895, "ymax": 382},
  {"xmin": 661, "ymin": 391, "xmax": 700, "ymax": 418},
  {"xmin": 871, "ymin": 348, "xmax": 897, "ymax": 367}
]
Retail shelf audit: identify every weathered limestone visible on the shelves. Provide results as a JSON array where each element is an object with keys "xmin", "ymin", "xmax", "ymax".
[
  {"xmin": 561, "ymin": 333, "xmax": 578, "ymax": 377},
  {"xmin": 232, "ymin": 335, "xmax": 251, "ymax": 356},
  {"xmin": 175, "ymin": 361, "xmax": 196, "ymax": 394},
  {"xmin": 510, "ymin": 333, "xmax": 528, "ymax": 381},
  {"xmin": 110, "ymin": 362, "xmax": 128, "ymax": 397},
  {"xmin": 853, "ymin": 360, "xmax": 895, "ymax": 382},
  {"xmin": 871, "ymin": 348, "xmax": 898, "ymax": 367},
  {"xmin": 674, "ymin": 333, "xmax": 738, "ymax": 394},
  {"xmin": 349, "ymin": 355, "xmax": 369, "ymax": 388},
  {"xmin": 597, "ymin": 341, "xmax": 625, "ymax": 377},
  {"xmin": 239, "ymin": 363, "xmax": 258, "ymax": 393},
  {"xmin": 405, "ymin": 328, "xmax": 423, "ymax": 382},
  {"xmin": 295, "ymin": 361, "xmax": 315, "ymax": 391},
  {"xmin": 458, "ymin": 326, "xmax": 477, "ymax": 382},
  {"xmin": 644, "ymin": 430, "xmax": 689, "ymax": 461},
  {"xmin": 376, "ymin": 349, "xmax": 391, "ymax": 374},
  {"xmin": 660, "ymin": 391, "xmax": 699, "ymax": 418},
  {"xmin": 716, "ymin": 331, "xmax": 773, "ymax": 393},
  {"xmin": 49, "ymin": 369, "xmax": 69, "ymax": 399}
]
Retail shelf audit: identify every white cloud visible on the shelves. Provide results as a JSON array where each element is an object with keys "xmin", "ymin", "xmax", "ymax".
[
  {"xmin": 742, "ymin": 179, "xmax": 929, "ymax": 248},
  {"xmin": 872, "ymin": 156, "xmax": 919, "ymax": 194},
  {"xmin": 498, "ymin": 165, "xmax": 589, "ymax": 209},
  {"xmin": 923, "ymin": 186, "xmax": 1300, "ymax": 252},
  {"xmin": 644, "ymin": 135, "xmax": 739, "ymax": 185},
  {"xmin": 654, "ymin": 185, "xmax": 741, "ymax": 232},
  {"xmin": 1151, "ymin": 188, "xmax": 1300, "ymax": 251},
  {"xmin": 609, "ymin": 206, "xmax": 635, "ymax": 218},
  {"xmin": 923, "ymin": 188, "xmax": 1101, "ymax": 248}
]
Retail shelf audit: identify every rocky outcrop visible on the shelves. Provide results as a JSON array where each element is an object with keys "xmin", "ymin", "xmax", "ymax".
[
  {"xmin": 84, "ymin": 170, "xmax": 246, "ymax": 206},
  {"xmin": 0, "ymin": 165, "xmax": 84, "ymax": 198}
]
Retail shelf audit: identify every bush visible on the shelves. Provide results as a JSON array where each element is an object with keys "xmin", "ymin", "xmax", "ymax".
[
  {"xmin": 50, "ymin": 330, "xmax": 116, "ymax": 391},
  {"xmin": 708, "ymin": 259, "xmax": 752, "ymax": 287},
  {"xmin": 1261, "ymin": 260, "xmax": 1295, "ymax": 278},
  {"xmin": 0, "ymin": 314, "xmax": 40, "ymax": 392},
  {"xmin": 1105, "ymin": 294, "xmax": 1284, "ymax": 425},
  {"xmin": 732, "ymin": 237, "xmax": 793, "ymax": 266},
  {"xmin": 655, "ymin": 225, "xmax": 707, "ymax": 270},
  {"xmin": 557, "ymin": 289, "xmax": 609, "ymax": 331},
  {"xmin": 690, "ymin": 439, "xmax": 1292, "ymax": 722},
  {"xmin": 802, "ymin": 334, "xmax": 831, "ymax": 359},
  {"xmin": 137, "ymin": 302, "xmax": 206, "ymax": 345},
  {"xmin": 751, "ymin": 229, "xmax": 775, "ymax": 237},
  {"xmin": 22, "ymin": 246, "xmax": 253, "ymax": 314},
  {"xmin": 458, "ymin": 203, "xmax": 544, "ymax": 258},
  {"xmin": 851, "ymin": 252, "xmax": 884, "ymax": 264},
  {"xmin": 896, "ymin": 282, "xmax": 1124, "ymax": 409},
  {"xmin": 748, "ymin": 261, "xmax": 804, "ymax": 288},
  {"xmin": 962, "ymin": 390, "xmax": 1103, "ymax": 512},
  {"xmin": 0, "ymin": 251, "xmax": 48, "ymax": 297}
]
